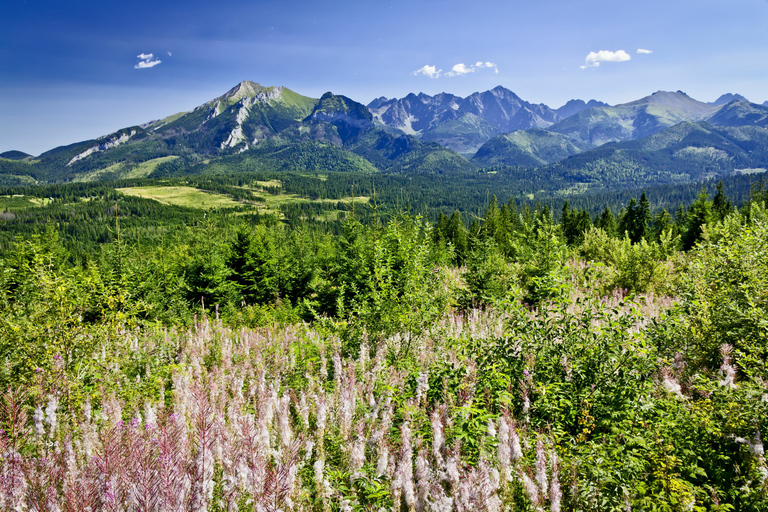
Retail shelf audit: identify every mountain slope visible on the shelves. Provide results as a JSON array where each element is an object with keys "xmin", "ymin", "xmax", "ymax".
[
  {"xmin": 9, "ymin": 83, "xmax": 478, "ymax": 182},
  {"xmin": 548, "ymin": 91, "xmax": 720, "ymax": 147},
  {"xmin": 709, "ymin": 93, "xmax": 749, "ymax": 105},
  {"xmin": 149, "ymin": 81, "xmax": 317, "ymax": 152},
  {"xmin": 0, "ymin": 151, "xmax": 33, "ymax": 160},
  {"xmin": 472, "ymin": 129, "xmax": 587, "ymax": 168},
  {"xmin": 542, "ymin": 121, "xmax": 768, "ymax": 189},
  {"xmin": 708, "ymin": 100, "xmax": 768, "ymax": 128}
]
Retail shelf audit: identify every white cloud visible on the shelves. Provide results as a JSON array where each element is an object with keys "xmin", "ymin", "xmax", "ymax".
[
  {"xmin": 412, "ymin": 65, "xmax": 441, "ymax": 78},
  {"xmin": 414, "ymin": 61, "xmax": 499, "ymax": 78},
  {"xmin": 135, "ymin": 53, "xmax": 161, "ymax": 69},
  {"xmin": 580, "ymin": 50, "xmax": 631, "ymax": 69},
  {"xmin": 448, "ymin": 63, "xmax": 473, "ymax": 76},
  {"xmin": 478, "ymin": 61, "xmax": 499, "ymax": 74},
  {"xmin": 637, "ymin": 48, "xmax": 653, "ymax": 54},
  {"xmin": 167, "ymin": 51, "xmax": 172, "ymax": 56}
]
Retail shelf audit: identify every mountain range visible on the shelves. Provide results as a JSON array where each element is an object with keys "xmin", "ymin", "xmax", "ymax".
[
  {"xmin": 368, "ymin": 87, "xmax": 608, "ymax": 153},
  {"xmin": 2, "ymin": 81, "xmax": 768, "ymax": 194}
]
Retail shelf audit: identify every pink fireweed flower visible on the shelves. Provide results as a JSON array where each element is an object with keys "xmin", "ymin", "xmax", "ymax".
[
  {"xmin": 497, "ymin": 416, "xmax": 512, "ymax": 481},
  {"xmin": 550, "ymin": 449, "xmax": 562, "ymax": 512},
  {"xmin": 431, "ymin": 408, "xmax": 445, "ymax": 468},
  {"xmin": 398, "ymin": 422, "xmax": 416, "ymax": 509},
  {"xmin": 416, "ymin": 371, "xmax": 429, "ymax": 404},
  {"xmin": 535, "ymin": 439, "xmax": 548, "ymax": 499},
  {"xmin": 521, "ymin": 471, "xmax": 541, "ymax": 507}
]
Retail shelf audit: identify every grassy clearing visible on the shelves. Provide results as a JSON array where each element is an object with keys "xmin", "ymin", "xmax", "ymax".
[
  {"xmin": 254, "ymin": 179, "xmax": 282, "ymax": 189},
  {"xmin": 0, "ymin": 195, "xmax": 52, "ymax": 210},
  {"xmin": 117, "ymin": 186, "xmax": 247, "ymax": 209},
  {"xmin": 126, "ymin": 156, "xmax": 180, "ymax": 178},
  {"xmin": 116, "ymin": 183, "xmax": 369, "ymax": 219},
  {"xmin": 77, "ymin": 156, "xmax": 181, "ymax": 182},
  {"xmin": 76, "ymin": 162, "xmax": 124, "ymax": 182}
]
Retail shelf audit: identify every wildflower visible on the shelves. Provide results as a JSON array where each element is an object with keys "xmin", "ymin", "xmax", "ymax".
[
  {"xmin": 550, "ymin": 450, "xmax": 562, "ymax": 512},
  {"xmin": 398, "ymin": 422, "xmax": 415, "ymax": 509},
  {"xmin": 33, "ymin": 405, "xmax": 45, "ymax": 437},
  {"xmin": 350, "ymin": 429, "xmax": 366, "ymax": 480},
  {"xmin": 719, "ymin": 344, "xmax": 737, "ymax": 388},
  {"xmin": 415, "ymin": 372, "xmax": 429, "ymax": 404},
  {"xmin": 487, "ymin": 418, "xmax": 497, "ymax": 438},
  {"xmin": 510, "ymin": 421, "xmax": 523, "ymax": 462},
  {"xmin": 498, "ymin": 416, "xmax": 512, "ymax": 482},
  {"xmin": 316, "ymin": 393, "xmax": 327, "ymax": 433},
  {"xmin": 521, "ymin": 471, "xmax": 541, "ymax": 507},
  {"xmin": 662, "ymin": 368, "xmax": 684, "ymax": 398},
  {"xmin": 431, "ymin": 409, "xmax": 445, "ymax": 468},
  {"xmin": 415, "ymin": 449, "xmax": 431, "ymax": 511},
  {"xmin": 376, "ymin": 444, "xmax": 389, "ymax": 478},
  {"xmin": 144, "ymin": 402, "xmax": 157, "ymax": 427},
  {"xmin": 535, "ymin": 439, "xmax": 548, "ymax": 500}
]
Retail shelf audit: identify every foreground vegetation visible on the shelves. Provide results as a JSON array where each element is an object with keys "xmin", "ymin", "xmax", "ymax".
[{"xmin": 1, "ymin": 180, "xmax": 767, "ymax": 510}]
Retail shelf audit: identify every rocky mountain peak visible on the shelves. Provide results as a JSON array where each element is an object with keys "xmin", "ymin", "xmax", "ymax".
[
  {"xmin": 710, "ymin": 93, "xmax": 750, "ymax": 106},
  {"xmin": 555, "ymin": 99, "xmax": 610, "ymax": 119},
  {"xmin": 222, "ymin": 81, "xmax": 283, "ymax": 104}
]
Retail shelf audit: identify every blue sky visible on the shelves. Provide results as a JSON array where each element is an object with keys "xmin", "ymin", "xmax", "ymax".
[{"xmin": 2, "ymin": 0, "xmax": 768, "ymax": 155}]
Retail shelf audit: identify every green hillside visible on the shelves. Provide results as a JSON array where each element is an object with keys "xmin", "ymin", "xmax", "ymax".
[{"xmin": 472, "ymin": 129, "xmax": 586, "ymax": 167}]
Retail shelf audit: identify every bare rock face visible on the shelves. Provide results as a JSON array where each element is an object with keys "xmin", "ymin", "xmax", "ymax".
[{"xmin": 67, "ymin": 129, "xmax": 137, "ymax": 166}]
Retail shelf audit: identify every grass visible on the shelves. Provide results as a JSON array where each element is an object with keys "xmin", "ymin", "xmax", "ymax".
[
  {"xmin": 0, "ymin": 195, "xmax": 52, "ymax": 210},
  {"xmin": 76, "ymin": 156, "xmax": 181, "ymax": 182},
  {"xmin": 126, "ymin": 156, "xmax": 180, "ymax": 178},
  {"xmin": 117, "ymin": 186, "xmax": 247, "ymax": 209},
  {"xmin": 254, "ymin": 180, "xmax": 282, "ymax": 189},
  {"xmin": 116, "ymin": 183, "xmax": 369, "ymax": 219}
]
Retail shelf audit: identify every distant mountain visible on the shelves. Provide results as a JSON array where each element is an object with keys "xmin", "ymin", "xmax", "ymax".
[
  {"xmin": 0, "ymin": 82, "xmax": 476, "ymax": 185},
  {"xmin": 302, "ymin": 93, "xmax": 475, "ymax": 174},
  {"xmin": 709, "ymin": 93, "xmax": 749, "ymax": 106},
  {"xmin": 0, "ymin": 150, "xmax": 33, "ymax": 160},
  {"xmin": 709, "ymin": 100, "xmax": 768, "ymax": 128},
  {"xmin": 764, "ymin": 101, "xmax": 768, "ymax": 107},
  {"xmin": 548, "ymin": 91, "xmax": 720, "ymax": 148},
  {"xmin": 9, "ymin": 81, "xmax": 768, "ymax": 188},
  {"xmin": 303, "ymin": 92, "xmax": 375, "ymax": 144},
  {"xmin": 541, "ymin": 121, "xmax": 768, "ymax": 189},
  {"xmin": 472, "ymin": 129, "xmax": 587, "ymax": 168},
  {"xmin": 368, "ymin": 86, "xmax": 561, "ymax": 153},
  {"xmin": 147, "ymin": 81, "xmax": 317, "ymax": 152},
  {"xmin": 554, "ymin": 99, "xmax": 610, "ymax": 120}
]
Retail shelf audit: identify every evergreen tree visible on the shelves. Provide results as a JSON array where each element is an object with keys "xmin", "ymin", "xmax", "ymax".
[
  {"xmin": 618, "ymin": 191, "xmax": 651, "ymax": 243},
  {"xmin": 681, "ymin": 188, "xmax": 713, "ymax": 250},
  {"xmin": 649, "ymin": 209, "xmax": 673, "ymax": 242},
  {"xmin": 595, "ymin": 205, "xmax": 617, "ymax": 236},
  {"xmin": 446, "ymin": 211, "xmax": 468, "ymax": 265},
  {"xmin": 712, "ymin": 180, "xmax": 733, "ymax": 221}
]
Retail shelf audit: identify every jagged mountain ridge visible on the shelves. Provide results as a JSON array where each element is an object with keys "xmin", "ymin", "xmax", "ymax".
[
  {"xmin": 555, "ymin": 99, "xmax": 610, "ymax": 120},
  {"xmin": 6, "ymin": 81, "xmax": 768, "ymax": 189},
  {"xmin": 368, "ymin": 86, "xmax": 572, "ymax": 153},
  {"xmin": 2, "ymin": 82, "xmax": 475, "ymax": 183}
]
